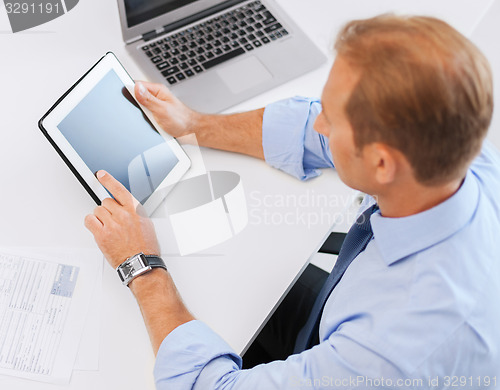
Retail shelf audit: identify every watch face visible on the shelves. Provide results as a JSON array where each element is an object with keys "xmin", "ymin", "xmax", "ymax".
[
  {"xmin": 122, "ymin": 262, "xmax": 135, "ymax": 279},
  {"xmin": 118, "ymin": 254, "xmax": 149, "ymax": 284},
  {"xmin": 130, "ymin": 256, "xmax": 144, "ymax": 270}
]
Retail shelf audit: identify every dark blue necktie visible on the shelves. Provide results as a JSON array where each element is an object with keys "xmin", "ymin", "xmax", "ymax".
[{"xmin": 293, "ymin": 204, "xmax": 379, "ymax": 353}]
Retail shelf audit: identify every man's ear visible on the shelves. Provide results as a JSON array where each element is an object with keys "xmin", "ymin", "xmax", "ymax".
[{"xmin": 366, "ymin": 143, "xmax": 398, "ymax": 185}]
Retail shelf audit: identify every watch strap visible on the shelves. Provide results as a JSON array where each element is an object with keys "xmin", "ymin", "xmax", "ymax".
[
  {"xmin": 144, "ymin": 255, "xmax": 167, "ymax": 271},
  {"xmin": 117, "ymin": 253, "xmax": 167, "ymax": 287}
]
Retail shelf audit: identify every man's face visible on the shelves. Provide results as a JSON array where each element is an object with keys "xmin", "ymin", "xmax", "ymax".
[{"xmin": 314, "ymin": 57, "xmax": 373, "ymax": 192}]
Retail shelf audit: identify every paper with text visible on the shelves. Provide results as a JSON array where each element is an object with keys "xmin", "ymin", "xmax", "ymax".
[{"xmin": 0, "ymin": 250, "xmax": 94, "ymax": 384}]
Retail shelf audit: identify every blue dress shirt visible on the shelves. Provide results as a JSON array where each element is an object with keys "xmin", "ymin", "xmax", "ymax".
[{"xmin": 154, "ymin": 97, "xmax": 500, "ymax": 389}]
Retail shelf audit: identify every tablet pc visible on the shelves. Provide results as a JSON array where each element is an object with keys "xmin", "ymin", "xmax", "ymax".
[{"xmin": 39, "ymin": 52, "xmax": 191, "ymax": 216}]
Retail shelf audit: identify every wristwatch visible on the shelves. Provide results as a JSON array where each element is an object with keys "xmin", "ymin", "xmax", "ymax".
[{"xmin": 116, "ymin": 253, "xmax": 167, "ymax": 286}]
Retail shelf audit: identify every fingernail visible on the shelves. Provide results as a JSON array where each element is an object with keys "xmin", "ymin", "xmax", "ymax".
[
  {"xmin": 96, "ymin": 170, "xmax": 106, "ymax": 179},
  {"xmin": 137, "ymin": 82, "xmax": 147, "ymax": 96}
]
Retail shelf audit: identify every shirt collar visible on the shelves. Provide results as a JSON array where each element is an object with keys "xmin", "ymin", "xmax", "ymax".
[{"xmin": 370, "ymin": 170, "xmax": 480, "ymax": 266}]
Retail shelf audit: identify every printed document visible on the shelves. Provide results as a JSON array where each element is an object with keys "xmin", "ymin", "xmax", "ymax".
[{"xmin": 0, "ymin": 250, "xmax": 96, "ymax": 384}]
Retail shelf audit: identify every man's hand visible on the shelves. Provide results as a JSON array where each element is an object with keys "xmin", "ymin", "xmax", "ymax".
[
  {"xmin": 134, "ymin": 80, "xmax": 266, "ymax": 159},
  {"xmin": 84, "ymin": 170, "xmax": 160, "ymax": 269},
  {"xmin": 135, "ymin": 81, "xmax": 200, "ymax": 138}
]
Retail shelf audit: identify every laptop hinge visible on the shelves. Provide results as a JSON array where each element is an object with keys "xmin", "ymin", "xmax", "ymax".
[
  {"xmin": 141, "ymin": 0, "xmax": 245, "ymax": 42},
  {"xmin": 143, "ymin": 29, "xmax": 160, "ymax": 42}
]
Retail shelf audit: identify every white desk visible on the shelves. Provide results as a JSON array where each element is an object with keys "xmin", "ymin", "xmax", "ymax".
[{"xmin": 0, "ymin": 0, "xmax": 497, "ymax": 389}]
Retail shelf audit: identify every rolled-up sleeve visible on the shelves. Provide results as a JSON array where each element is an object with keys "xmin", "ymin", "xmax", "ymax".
[
  {"xmin": 153, "ymin": 320, "xmax": 403, "ymax": 390},
  {"xmin": 262, "ymin": 96, "xmax": 334, "ymax": 181},
  {"xmin": 154, "ymin": 321, "xmax": 242, "ymax": 389}
]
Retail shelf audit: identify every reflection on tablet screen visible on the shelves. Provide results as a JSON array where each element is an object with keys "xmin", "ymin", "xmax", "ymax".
[{"xmin": 58, "ymin": 70, "xmax": 178, "ymax": 203}]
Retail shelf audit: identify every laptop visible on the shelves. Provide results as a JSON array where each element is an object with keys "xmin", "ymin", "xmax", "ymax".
[{"xmin": 116, "ymin": 0, "xmax": 327, "ymax": 113}]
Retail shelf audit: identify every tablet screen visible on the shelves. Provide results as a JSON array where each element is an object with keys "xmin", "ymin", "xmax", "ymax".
[{"xmin": 58, "ymin": 69, "xmax": 179, "ymax": 204}]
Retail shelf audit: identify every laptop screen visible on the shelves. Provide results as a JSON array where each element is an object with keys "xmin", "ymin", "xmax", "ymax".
[{"xmin": 125, "ymin": 0, "xmax": 199, "ymax": 27}]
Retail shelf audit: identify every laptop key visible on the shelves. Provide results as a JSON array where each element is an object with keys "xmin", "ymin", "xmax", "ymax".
[
  {"xmin": 176, "ymin": 73, "xmax": 186, "ymax": 81},
  {"xmin": 151, "ymin": 56, "xmax": 162, "ymax": 63},
  {"xmin": 263, "ymin": 17, "xmax": 277, "ymax": 25},
  {"xmin": 194, "ymin": 65, "xmax": 204, "ymax": 73},
  {"xmin": 262, "ymin": 37, "xmax": 270, "ymax": 44},
  {"xmin": 186, "ymin": 69, "xmax": 195, "ymax": 77},
  {"xmin": 145, "ymin": 50, "xmax": 153, "ymax": 58},
  {"xmin": 202, "ymin": 47, "xmax": 245, "ymax": 69},
  {"xmin": 157, "ymin": 62, "xmax": 169, "ymax": 70},
  {"xmin": 142, "ymin": 45, "xmax": 149, "ymax": 50},
  {"xmin": 162, "ymin": 66, "xmax": 180, "ymax": 77},
  {"xmin": 180, "ymin": 62, "xmax": 189, "ymax": 70},
  {"xmin": 253, "ymin": 40, "xmax": 262, "ymax": 47},
  {"xmin": 166, "ymin": 76, "xmax": 177, "ymax": 85},
  {"xmin": 264, "ymin": 23, "xmax": 282, "ymax": 34},
  {"xmin": 244, "ymin": 43, "xmax": 254, "ymax": 51}
]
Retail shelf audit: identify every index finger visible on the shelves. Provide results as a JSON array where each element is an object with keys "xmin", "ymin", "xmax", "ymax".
[{"xmin": 96, "ymin": 170, "xmax": 136, "ymax": 207}]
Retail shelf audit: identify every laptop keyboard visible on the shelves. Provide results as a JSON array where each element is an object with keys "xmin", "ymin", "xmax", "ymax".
[{"xmin": 139, "ymin": 0, "xmax": 289, "ymax": 85}]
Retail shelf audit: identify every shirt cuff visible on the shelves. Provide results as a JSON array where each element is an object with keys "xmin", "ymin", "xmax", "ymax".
[
  {"xmin": 262, "ymin": 96, "xmax": 328, "ymax": 181},
  {"xmin": 154, "ymin": 320, "xmax": 241, "ymax": 390}
]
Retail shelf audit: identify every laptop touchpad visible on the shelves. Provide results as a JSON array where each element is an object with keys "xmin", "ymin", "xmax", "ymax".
[{"xmin": 217, "ymin": 56, "xmax": 273, "ymax": 94}]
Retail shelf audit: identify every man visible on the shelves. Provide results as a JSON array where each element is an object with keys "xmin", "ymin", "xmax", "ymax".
[{"xmin": 85, "ymin": 15, "xmax": 500, "ymax": 389}]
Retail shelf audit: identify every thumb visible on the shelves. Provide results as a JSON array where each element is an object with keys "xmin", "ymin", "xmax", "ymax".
[{"xmin": 135, "ymin": 81, "xmax": 163, "ymax": 111}]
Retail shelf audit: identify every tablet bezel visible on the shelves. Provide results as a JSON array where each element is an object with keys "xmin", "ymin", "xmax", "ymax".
[{"xmin": 39, "ymin": 52, "xmax": 191, "ymax": 216}]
